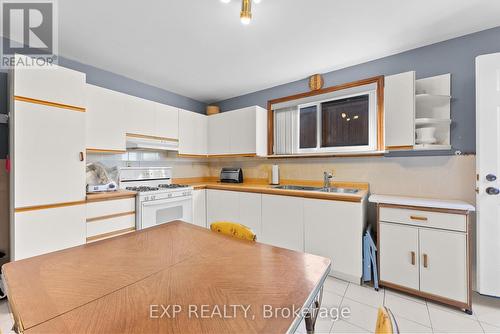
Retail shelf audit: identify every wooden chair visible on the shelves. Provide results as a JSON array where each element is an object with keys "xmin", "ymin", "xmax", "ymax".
[
  {"xmin": 210, "ymin": 222, "xmax": 256, "ymax": 241},
  {"xmin": 375, "ymin": 306, "xmax": 399, "ymax": 334}
]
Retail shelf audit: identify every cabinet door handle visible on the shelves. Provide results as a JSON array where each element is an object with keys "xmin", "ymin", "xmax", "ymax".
[
  {"xmin": 79, "ymin": 152, "xmax": 84, "ymax": 162},
  {"xmin": 410, "ymin": 251, "xmax": 416, "ymax": 265},
  {"xmin": 410, "ymin": 215, "xmax": 428, "ymax": 221},
  {"xmin": 423, "ymin": 254, "xmax": 428, "ymax": 268}
]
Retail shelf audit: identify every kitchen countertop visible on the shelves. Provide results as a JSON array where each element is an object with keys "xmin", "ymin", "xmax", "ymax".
[
  {"xmin": 177, "ymin": 178, "xmax": 369, "ymax": 203},
  {"xmin": 369, "ymin": 194, "xmax": 475, "ymax": 211},
  {"xmin": 86, "ymin": 189, "xmax": 137, "ymax": 202}
]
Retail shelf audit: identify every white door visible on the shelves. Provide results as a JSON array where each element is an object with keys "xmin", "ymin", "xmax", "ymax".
[
  {"xmin": 476, "ymin": 53, "xmax": 500, "ymax": 297},
  {"xmin": 14, "ymin": 100, "xmax": 86, "ymax": 207},
  {"xmin": 419, "ymin": 228, "xmax": 468, "ymax": 303},
  {"xmin": 261, "ymin": 194, "xmax": 303, "ymax": 252},
  {"xmin": 379, "ymin": 223, "xmax": 420, "ymax": 290}
]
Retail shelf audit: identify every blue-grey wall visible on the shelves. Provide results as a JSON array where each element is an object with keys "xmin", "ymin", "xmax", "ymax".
[
  {"xmin": 217, "ymin": 26, "xmax": 500, "ymax": 155},
  {"xmin": 0, "ymin": 46, "xmax": 206, "ymax": 159}
]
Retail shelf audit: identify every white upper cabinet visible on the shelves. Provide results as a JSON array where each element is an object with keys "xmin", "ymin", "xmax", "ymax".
[
  {"xmin": 85, "ymin": 85, "xmax": 126, "ymax": 152},
  {"xmin": 13, "ymin": 55, "xmax": 86, "ymax": 108},
  {"xmin": 179, "ymin": 109, "xmax": 207, "ymax": 155},
  {"xmin": 208, "ymin": 112, "xmax": 231, "ymax": 155},
  {"xmin": 155, "ymin": 103, "xmax": 179, "ymax": 140},
  {"xmin": 208, "ymin": 106, "xmax": 267, "ymax": 156},
  {"xmin": 384, "ymin": 71, "xmax": 416, "ymax": 149},
  {"xmin": 123, "ymin": 95, "xmax": 156, "ymax": 136}
]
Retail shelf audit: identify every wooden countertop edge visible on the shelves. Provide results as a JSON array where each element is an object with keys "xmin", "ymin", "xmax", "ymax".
[
  {"xmin": 86, "ymin": 190, "xmax": 137, "ymax": 202},
  {"xmin": 190, "ymin": 182, "xmax": 367, "ymax": 202}
]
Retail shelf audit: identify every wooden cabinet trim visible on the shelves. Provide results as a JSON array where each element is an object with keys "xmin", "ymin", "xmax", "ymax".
[
  {"xmin": 86, "ymin": 227, "xmax": 135, "ymax": 243},
  {"xmin": 125, "ymin": 133, "xmax": 178, "ymax": 142},
  {"xmin": 86, "ymin": 211, "xmax": 135, "ymax": 223},
  {"xmin": 380, "ymin": 280, "xmax": 470, "ymax": 310},
  {"xmin": 14, "ymin": 95, "xmax": 86, "ymax": 112},
  {"xmin": 386, "ymin": 145, "xmax": 414, "ymax": 151},
  {"xmin": 15, "ymin": 200, "xmax": 87, "ymax": 213},
  {"xmin": 177, "ymin": 154, "xmax": 208, "ymax": 158},
  {"xmin": 379, "ymin": 203, "xmax": 470, "ymax": 215},
  {"xmin": 86, "ymin": 148, "xmax": 127, "ymax": 154},
  {"xmin": 267, "ymin": 76, "xmax": 385, "ymax": 155}
]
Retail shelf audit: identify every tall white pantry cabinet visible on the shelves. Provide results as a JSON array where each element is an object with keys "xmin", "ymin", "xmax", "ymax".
[{"xmin": 10, "ymin": 57, "xmax": 88, "ymax": 260}]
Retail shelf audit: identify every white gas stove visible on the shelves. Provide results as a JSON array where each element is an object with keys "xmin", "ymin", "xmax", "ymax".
[{"xmin": 118, "ymin": 167, "xmax": 193, "ymax": 230}]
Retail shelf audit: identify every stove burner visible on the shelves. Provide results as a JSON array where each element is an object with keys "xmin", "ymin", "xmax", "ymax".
[
  {"xmin": 126, "ymin": 186, "xmax": 159, "ymax": 192},
  {"xmin": 158, "ymin": 184, "xmax": 189, "ymax": 189}
]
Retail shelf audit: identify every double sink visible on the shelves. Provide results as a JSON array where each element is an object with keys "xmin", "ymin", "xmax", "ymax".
[{"xmin": 272, "ymin": 185, "xmax": 359, "ymax": 194}]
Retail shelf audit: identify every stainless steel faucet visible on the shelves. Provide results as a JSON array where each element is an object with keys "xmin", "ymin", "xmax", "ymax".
[{"xmin": 323, "ymin": 171, "xmax": 333, "ymax": 188}]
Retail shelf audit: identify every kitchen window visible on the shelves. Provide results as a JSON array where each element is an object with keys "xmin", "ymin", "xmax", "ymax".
[
  {"xmin": 297, "ymin": 90, "xmax": 377, "ymax": 153},
  {"xmin": 271, "ymin": 77, "xmax": 384, "ymax": 155}
]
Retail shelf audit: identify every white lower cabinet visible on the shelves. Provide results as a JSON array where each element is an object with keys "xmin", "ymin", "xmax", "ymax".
[
  {"xmin": 376, "ymin": 203, "xmax": 471, "ymax": 311},
  {"xmin": 419, "ymin": 228, "xmax": 467, "ymax": 302},
  {"xmin": 206, "ymin": 190, "xmax": 261, "ymax": 236},
  {"xmin": 261, "ymin": 194, "xmax": 303, "ymax": 252},
  {"xmin": 379, "ymin": 223, "xmax": 420, "ymax": 290},
  {"xmin": 205, "ymin": 190, "xmax": 368, "ymax": 281},
  {"xmin": 14, "ymin": 205, "xmax": 86, "ymax": 260},
  {"xmin": 86, "ymin": 197, "xmax": 136, "ymax": 243},
  {"xmin": 207, "ymin": 190, "xmax": 239, "ymax": 224},
  {"xmin": 304, "ymin": 198, "xmax": 366, "ymax": 282},
  {"xmin": 192, "ymin": 189, "xmax": 207, "ymax": 228}
]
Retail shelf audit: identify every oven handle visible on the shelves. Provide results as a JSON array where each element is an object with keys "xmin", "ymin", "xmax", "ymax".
[{"xmin": 141, "ymin": 196, "xmax": 192, "ymax": 207}]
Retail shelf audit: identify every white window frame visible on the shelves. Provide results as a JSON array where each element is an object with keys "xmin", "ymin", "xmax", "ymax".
[{"xmin": 296, "ymin": 89, "xmax": 378, "ymax": 154}]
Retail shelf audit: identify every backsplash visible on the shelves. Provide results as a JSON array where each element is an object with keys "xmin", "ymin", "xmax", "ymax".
[
  {"xmin": 208, "ymin": 154, "xmax": 476, "ymax": 203},
  {"xmin": 87, "ymin": 151, "xmax": 209, "ymax": 179}
]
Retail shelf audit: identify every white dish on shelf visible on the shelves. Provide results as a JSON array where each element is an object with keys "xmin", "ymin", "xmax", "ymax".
[
  {"xmin": 415, "ymin": 118, "xmax": 451, "ymax": 127},
  {"xmin": 416, "ymin": 127, "xmax": 437, "ymax": 144},
  {"xmin": 416, "ymin": 138, "xmax": 437, "ymax": 144},
  {"xmin": 413, "ymin": 144, "xmax": 451, "ymax": 150}
]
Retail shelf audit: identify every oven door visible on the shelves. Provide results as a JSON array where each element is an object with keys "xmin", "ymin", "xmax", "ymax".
[{"xmin": 139, "ymin": 196, "xmax": 193, "ymax": 229}]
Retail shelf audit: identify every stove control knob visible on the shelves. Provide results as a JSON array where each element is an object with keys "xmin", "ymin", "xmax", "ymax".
[
  {"xmin": 151, "ymin": 195, "xmax": 156, "ymax": 200},
  {"xmin": 144, "ymin": 196, "xmax": 149, "ymax": 201}
]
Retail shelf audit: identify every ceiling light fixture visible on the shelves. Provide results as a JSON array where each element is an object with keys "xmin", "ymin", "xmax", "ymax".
[
  {"xmin": 221, "ymin": 0, "xmax": 261, "ymax": 25},
  {"xmin": 240, "ymin": 0, "xmax": 252, "ymax": 25}
]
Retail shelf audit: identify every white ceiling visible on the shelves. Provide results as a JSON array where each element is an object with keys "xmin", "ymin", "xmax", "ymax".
[{"xmin": 59, "ymin": 0, "xmax": 500, "ymax": 103}]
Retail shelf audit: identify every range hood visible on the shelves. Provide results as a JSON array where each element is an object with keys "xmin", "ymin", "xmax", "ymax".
[{"xmin": 125, "ymin": 134, "xmax": 179, "ymax": 151}]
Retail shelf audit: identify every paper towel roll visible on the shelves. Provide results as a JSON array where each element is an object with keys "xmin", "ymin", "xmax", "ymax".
[{"xmin": 271, "ymin": 165, "xmax": 280, "ymax": 185}]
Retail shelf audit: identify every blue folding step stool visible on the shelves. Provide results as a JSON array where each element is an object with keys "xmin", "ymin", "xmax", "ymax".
[{"xmin": 363, "ymin": 225, "xmax": 379, "ymax": 291}]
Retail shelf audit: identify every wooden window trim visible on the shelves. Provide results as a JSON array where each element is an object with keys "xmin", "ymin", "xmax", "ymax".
[{"xmin": 267, "ymin": 76, "xmax": 385, "ymax": 155}]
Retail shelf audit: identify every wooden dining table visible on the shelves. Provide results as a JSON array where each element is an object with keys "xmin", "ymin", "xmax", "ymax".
[{"xmin": 2, "ymin": 221, "xmax": 331, "ymax": 334}]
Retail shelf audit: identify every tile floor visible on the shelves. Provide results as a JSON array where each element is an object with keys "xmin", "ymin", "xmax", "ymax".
[
  {"xmin": 295, "ymin": 277, "xmax": 500, "ymax": 333},
  {"xmin": 1, "ymin": 278, "xmax": 499, "ymax": 333}
]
